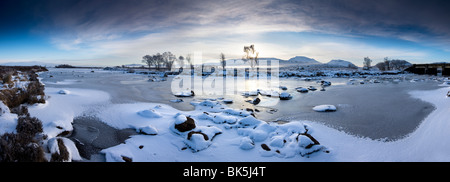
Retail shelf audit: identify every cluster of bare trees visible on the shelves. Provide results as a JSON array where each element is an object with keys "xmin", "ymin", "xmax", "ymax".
[
  {"xmin": 142, "ymin": 52, "xmax": 192, "ymax": 71},
  {"xmin": 363, "ymin": 56, "xmax": 412, "ymax": 71},
  {"xmin": 142, "ymin": 45, "xmax": 259, "ymax": 72},
  {"xmin": 375, "ymin": 57, "xmax": 411, "ymax": 71}
]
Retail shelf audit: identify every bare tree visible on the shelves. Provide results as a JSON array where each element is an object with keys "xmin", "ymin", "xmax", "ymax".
[
  {"xmin": 154, "ymin": 53, "xmax": 164, "ymax": 71},
  {"xmin": 383, "ymin": 57, "xmax": 390, "ymax": 71},
  {"xmin": 142, "ymin": 55, "xmax": 155, "ymax": 70},
  {"xmin": 178, "ymin": 55, "xmax": 185, "ymax": 68},
  {"xmin": 220, "ymin": 53, "xmax": 226, "ymax": 76},
  {"xmin": 186, "ymin": 54, "xmax": 194, "ymax": 75},
  {"xmin": 220, "ymin": 53, "xmax": 226, "ymax": 69},
  {"xmin": 363, "ymin": 57, "xmax": 372, "ymax": 70},
  {"xmin": 243, "ymin": 45, "xmax": 258, "ymax": 68},
  {"xmin": 162, "ymin": 52, "xmax": 176, "ymax": 71}
]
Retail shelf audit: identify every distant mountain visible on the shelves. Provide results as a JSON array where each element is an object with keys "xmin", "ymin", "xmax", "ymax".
[
  {"xmin": 286, "ymin": 56, "xmax": 321, "ymax": 65},
  {"xmin": 0, "ymin": 61, "xmax": 57, "ymax": 67},
  {"xmin": 326, "ymin": 59, "xmax": 357, "ymax": 68}
]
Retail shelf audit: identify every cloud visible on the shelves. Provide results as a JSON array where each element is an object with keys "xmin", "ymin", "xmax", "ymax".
[{"xmin": 9, "ymin": 0, "xmax": 447, "ymax": 65}]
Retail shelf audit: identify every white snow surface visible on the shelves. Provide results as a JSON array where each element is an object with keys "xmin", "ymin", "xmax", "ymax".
[{"xmin": 22, "ymin": 84, "xmax": 450, "ymax": 162}]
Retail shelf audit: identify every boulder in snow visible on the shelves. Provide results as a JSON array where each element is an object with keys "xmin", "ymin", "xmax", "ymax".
[
  {"xmin": 313, "ymin": 105, "xmax": 337, "ymax": 112},
  {"xmin": 174, "ymin": 115, "xmax": 196, "ymax": 132}
]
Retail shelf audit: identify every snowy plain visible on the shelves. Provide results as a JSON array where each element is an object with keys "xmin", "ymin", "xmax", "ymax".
[{"xmin": 22, "ymin": 69, "xmax": 450, "ymax": 162}]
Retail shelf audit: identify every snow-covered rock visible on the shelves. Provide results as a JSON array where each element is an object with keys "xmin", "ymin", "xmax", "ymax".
[
  {"xmin": 252, "ymin": 97, "xmax": 261, "ymax": 105},
  {"xmin": 279, "ymin": 92, "xmax": 292, "ymax": 100},
  {"xmin": 47, "ymin": 137, "xmax": 81, "ymax": 162},
  {"xmin": 238, "ymin": 116, "xmax": 264, "ymax": 127},
  {"xmin": 243, "ymin": 90, "xmax": 259, "ymax": 96},
  {"xmin": 319, "ymin": 80, "xmax": 332, "ymax": 86},
  {"xmin": 58, "ymin": 89, "xmax": 70, "ymax": 95},
  {"xmin": 308, "ymin": 86, "xmax": 317, "ymax": 91},
  {"xmin": 296, "ymin": 87, "xmax": 308, "ymax": 93},
  {"xmin": 137, "ymin": 125, "xmax": 158, "ymax": 135},
  {"xmin": 223, "ymin": 99, "xmax": 233, "ymax": 104},
  {"xmin": 239, "ymin": 137, "xmax": 255, "ymax": 150},
  {"xmin": 172, "ymin": 114, "xmax": 196, "ymax": 133},
  {"xmin": 170, "ymin": 99, "xmax": 183, "ymax": 103},
  {"xmin": 313, "ymin": 105, "xmax": 337, "ymax": 112},
  {"xmin": 137, "ymin": 109, "xmax": 162, "ymax": 118},
  {"xmin": 174, "ymin": 90, "xmax": 195, "ymax": 97},
  {"xmin": 184, "ymin": 132, "xmax": 211, "ymax": 152}
]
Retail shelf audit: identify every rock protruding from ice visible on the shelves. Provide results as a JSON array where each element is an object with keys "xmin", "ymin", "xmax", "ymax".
[
  {"xmin": 223, "ymin": 99, "xmax": 233, "ymax": 104},
  {"xmin": 313, "ymin": 105, "xmax": 337, "ymax": 112},
  {"xmin": 137, "ymin": 109, "xmax": 162, "ymax": 118},
  {"xmin": 319, "ymin": 80, "xmax": 332, "ymax": 86},
  {"xmin": 174, "ymin": 90, "xmax": 195, "ymax": 97},
  {"xmin": 296, "ymin": 87, "xmax": 308, "ymax": 93},
  {"xmin": 279, "ymin": 92, "xmax": 292, "ymax": 100},
  {"xmin": 252, "ymin": 98, "xmax": 261, "ymax": 105}
]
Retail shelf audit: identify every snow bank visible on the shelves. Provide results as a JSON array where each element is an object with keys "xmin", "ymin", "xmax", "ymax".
[
  {"xmin": 0, "ymin": 102, "xmax": 18, "ymax": 135},
  {"xmin": 28, "ymin": 87, "xmax": 110, "ymax": 138}
]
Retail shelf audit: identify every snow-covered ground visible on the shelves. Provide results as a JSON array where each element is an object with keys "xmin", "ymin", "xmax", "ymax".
[{"xmin": 24, "ymin": 77, "xmax": 450, "ymax": 161}]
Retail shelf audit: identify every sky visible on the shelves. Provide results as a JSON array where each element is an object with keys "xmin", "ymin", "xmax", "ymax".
[{"xmin": 1, "ymin": 0, "xmax": 450, "ymax": 66}]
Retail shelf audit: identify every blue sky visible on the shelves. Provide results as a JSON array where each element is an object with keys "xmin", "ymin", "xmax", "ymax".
[{"xmin": 1, "ymin": 0, "xmax": 449, "ymax": 66}]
